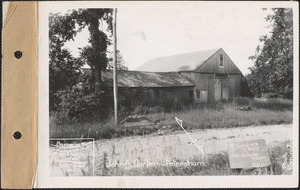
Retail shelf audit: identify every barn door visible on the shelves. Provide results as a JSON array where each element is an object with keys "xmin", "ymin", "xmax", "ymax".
[
  {"xmin": 215, "ymin": 78, "xmax": 229, "ymax": 101},
  {"xmin": 222, "ymin": 79, "xmax": 229, "ymax": 100},
  {"xmin": 214, "ymin": 79, "xmax": 222, "ymax": 101}
]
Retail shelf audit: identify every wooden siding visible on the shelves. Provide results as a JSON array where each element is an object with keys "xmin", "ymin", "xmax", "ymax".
[
  {"xmin": 157, "ymin": 87, "xmax": 194, "ymax": 104},
  {"xmin": 229, "ymin": 74, "xmax": 241, "ymax": 97},
  {"xmin": 180, "ymin": 72, "xmax": 242, "ymax": 102},
  {"xmin": 119, "ymin": 86, "xmax": 194, "ymax": 106},
  {"xmin": 195, "ymin": 49, "xmax": 242, "ymax": 74}
]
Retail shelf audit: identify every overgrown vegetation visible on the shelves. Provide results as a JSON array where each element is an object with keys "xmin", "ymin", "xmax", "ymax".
[
  {"xmin": 50, "ymin": 97, "xmax": 293, "ymax": 139},
  {"xmin": 49, "ymin": 10, "xmax": 129, "ymax": 121},
  {"xmin": 49, "ymin": 8, "xmax": 293, "ymax": 141}
]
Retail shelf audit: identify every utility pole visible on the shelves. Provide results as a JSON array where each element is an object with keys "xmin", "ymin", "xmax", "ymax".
[{"xmin": 113, "ymin": 8, "xmax": 118, "ymax": 125}]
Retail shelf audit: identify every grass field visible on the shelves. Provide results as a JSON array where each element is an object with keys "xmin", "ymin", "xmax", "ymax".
[{"xmin": 50, "ymin": 97, "xmax": 293, "ymax": 140}]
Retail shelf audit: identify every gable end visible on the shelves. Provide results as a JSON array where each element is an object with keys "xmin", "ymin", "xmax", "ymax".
[{"xmin": 195, "ymin": 48, "xmax": 243, "ymax": 75}]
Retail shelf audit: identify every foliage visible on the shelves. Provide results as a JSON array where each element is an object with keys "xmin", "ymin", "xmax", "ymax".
[
  {"xmin": 54, "ymin": 83, "xmax": 114, "ymax": 123},
  {"xmin": 107, "ymin": 50, "xmax": 129, "ymax": 70},
  {"xmin": 248, "ymin": 8, "xmax": 293, "ymax": 99},
  {"xmin": 49, "ymin": 13, "xmax": 84, "ymax": 111},
  {"xmin": 73, "ymin": 9, "xmax": 113, "ymax": 92},
  {"xmin": 49, "ymin": 9, "xmax": 114, "ymax": 113},
  {"xmin": 49, "ymin": 9, "xmax": 113, "ymax": 95}
]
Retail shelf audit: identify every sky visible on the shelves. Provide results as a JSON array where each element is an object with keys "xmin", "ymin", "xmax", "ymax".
[{"xmin": 60, "ymin": 2, "xmax": 273, "ymax": 75}]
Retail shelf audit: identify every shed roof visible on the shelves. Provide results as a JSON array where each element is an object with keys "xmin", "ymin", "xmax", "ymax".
[
  {"xmin": 103, "ymin": 71, "xmax": 195, "ymax": 87},
  {"xmin": 82, "ymin": 69, "xmax": 195, "ymax": 88},
  {"xmin": 136, "ymin": 48, "xmax": 220, "ymax": 72}
]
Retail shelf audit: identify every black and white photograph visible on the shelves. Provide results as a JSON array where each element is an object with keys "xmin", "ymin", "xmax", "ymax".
[{"xmin": 37, "ymin": 1, "xmax": 298, "ymax": 188}]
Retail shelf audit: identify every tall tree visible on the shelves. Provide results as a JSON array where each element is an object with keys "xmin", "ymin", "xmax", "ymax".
[
  {"xmin": 50, "ymin": 9, "xmax": 113, "ymax": 93},
  {"xmin": 73, "ymin": 9, "xmax": 113, "ymax": 92},
  {"xmin": 248, "ymin": 8, "xmax": 293, "ymax": 99},
  {"xmin": 49, "ymin": 13, "xmax": 84, "ymax": 111}
]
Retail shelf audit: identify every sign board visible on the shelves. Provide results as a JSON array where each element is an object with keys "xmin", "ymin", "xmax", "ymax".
[{"xmin": 228, "ymin": 139, "xmax": 270, "ymax": 169}]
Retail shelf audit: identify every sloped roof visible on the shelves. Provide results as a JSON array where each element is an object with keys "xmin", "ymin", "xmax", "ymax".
[
  {"xmin": 136, "ymin": 48, "xmax": 220, "ymax": 72},
  {"xmin": 82, "ymin": 69, "xmax": 195, "ymax": 88},
  {"xmin": 102, "ymin": 71, "xmax": 194, "ymax": 87}
]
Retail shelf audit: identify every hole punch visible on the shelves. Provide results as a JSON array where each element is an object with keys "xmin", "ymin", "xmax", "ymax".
[
  {"xmin": 13, "ymin": 131, "xmax": 22, "ymax": 140},
  {"xmin": 14, "ymin": 51, "xmax": 22, "ymax": 59}
]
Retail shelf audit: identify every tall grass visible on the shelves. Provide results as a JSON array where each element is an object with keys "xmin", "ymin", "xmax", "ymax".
[
  {"xmin": 148, "ymin": 107, "xmax": 292, "ymax": 130},
  {"xmin": 50, "ymin": 97, "xmax": 293, "ymax": 140},
  {"xmin": 147, "ymin": 97, "xmax": 292, "ymax": 130}
]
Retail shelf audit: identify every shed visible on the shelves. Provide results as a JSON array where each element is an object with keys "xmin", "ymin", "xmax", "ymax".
[{"xmin": 82, "ymin": 69, "xmax": 195, "ymax": 105}]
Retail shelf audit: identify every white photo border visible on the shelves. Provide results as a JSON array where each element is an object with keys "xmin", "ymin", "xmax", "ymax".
[{"xmin": 37, "ymin": 1, "xmax": 299, "ymax": 188}]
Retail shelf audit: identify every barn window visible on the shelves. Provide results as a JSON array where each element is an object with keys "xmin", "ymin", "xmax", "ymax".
[
  {"xmin": 196, "ymin": 90, "xmax": 201, "ymax": 98},
  {"xmin": 219, "ymin": 54, "xmax": 224, "ymax": 67}
]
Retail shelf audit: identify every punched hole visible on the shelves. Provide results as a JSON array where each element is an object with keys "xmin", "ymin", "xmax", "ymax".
[
  {"xmin": 14, "ymin": 51, "xmax": 22, "ymax": 59},
  {"xmin": 13, "ymin": 131, "xmax": 22, "ymax": 140}
]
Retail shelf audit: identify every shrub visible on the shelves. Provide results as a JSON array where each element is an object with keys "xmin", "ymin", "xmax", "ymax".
[{"xmin": 55, "ymin": 86, "xmax": 113, "ymax": 123}]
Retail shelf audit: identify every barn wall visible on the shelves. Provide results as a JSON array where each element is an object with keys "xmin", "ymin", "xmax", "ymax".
[
  {"xmin": 157, "ymin": 86, "xmax": 194, "ymax": 103},
  {"xmin": 119, "ymin": 86, "xmax": 195, "ymax": 108},
  {"xmin": 229, "ymin": 74, "xmax": 242, "ymax": 97},
  {"xmin": 182, "ymin": 73, "xmax": 242, "ymax": 102},
  {"xmin": 196, "ymin": 49, "xmax": 242, "ymax": 74}
]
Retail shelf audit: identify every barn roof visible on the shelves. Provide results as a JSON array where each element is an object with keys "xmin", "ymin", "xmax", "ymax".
[
  {"xmin": 82, "ymin": 69, "xmax": 195, "ymax": 88},
  {"xmin": 136, "ymin": 48, "xmax": 220, "ymax": 72}
]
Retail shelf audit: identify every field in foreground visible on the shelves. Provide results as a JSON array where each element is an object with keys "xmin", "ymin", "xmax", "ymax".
[
  {"xmin": 50, "ymin": 98, "xmax": 293, "ymax": 140},
  {"xmin": 50, "ymin": 124, "xmax": 293, "ymax": 176}
]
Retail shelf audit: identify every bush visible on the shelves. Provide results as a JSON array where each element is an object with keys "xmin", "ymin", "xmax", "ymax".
[{"xmin": 55, "ymin": 86, "xmax": 113, "ymax": 123}]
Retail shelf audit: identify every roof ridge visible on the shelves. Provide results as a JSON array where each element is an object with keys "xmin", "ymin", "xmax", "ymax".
[
  {"xmin": 103, "ymin": 70, "xmax": 188, "ymax": 74},
  {"xmin": 147, "ymin": 48, "xmax": 220, "ymax": 60},
  {"xmin": 136, "ymin": 48, "xmax": 221, "ymax": 72}
]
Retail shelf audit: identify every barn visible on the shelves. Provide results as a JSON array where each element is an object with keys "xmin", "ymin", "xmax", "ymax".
[
  {"xmin": 136, "ymin": 48, "xmax": 251, "ymax": 102},
  {"xmin": 82, "ymin": 48, "xmax": 251, "ymax": 104}
]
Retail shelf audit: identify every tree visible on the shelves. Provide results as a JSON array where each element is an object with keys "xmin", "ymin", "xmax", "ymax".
[
  {"xmin": 50, "ymin": 9, "xmax": 113, "ymax": 93},
  {"xmin": 248, "ymin": 8, "xmax": 293, "ymax": 99},
  {"xmin": 107, "ymin": 50, "xmax": 129, "ymax": 70},
  {"xmin": 49, "ymin": 13, "xmax": 84, "ymax": 111},
  {"xmin": 73, "ymin": 9, "xmax": 113, "ymax": 92}
]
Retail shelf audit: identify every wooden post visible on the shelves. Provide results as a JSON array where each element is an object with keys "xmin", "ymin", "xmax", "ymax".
[{"xmin": 113, "ymin": 8, "xmax": 118, "ymax": 125}]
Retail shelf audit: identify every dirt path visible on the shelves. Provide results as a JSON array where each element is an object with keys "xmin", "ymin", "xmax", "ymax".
[
  {"xmin": 50, "ymin": 124, "xmax": 292, "ymax": 176},
  {"xmin": 95, "ymin": 124, "xmax": 292, "ymax": 162}
]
